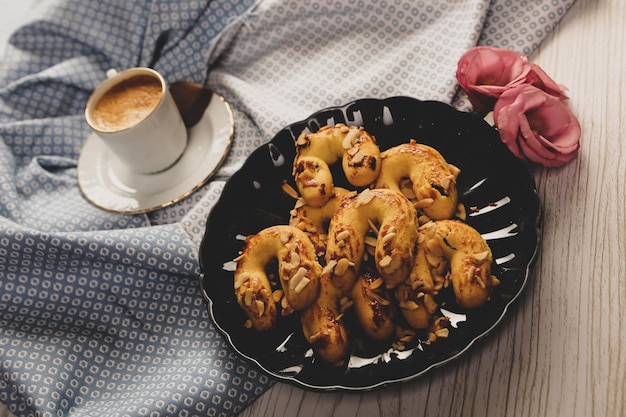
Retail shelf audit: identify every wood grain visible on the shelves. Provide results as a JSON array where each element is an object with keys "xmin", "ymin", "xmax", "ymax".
[{"xmin": 238, "ymin": 0, "xmax": 626, "ymax": 415}]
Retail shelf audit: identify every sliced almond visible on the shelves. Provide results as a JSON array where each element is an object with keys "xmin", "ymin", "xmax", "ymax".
[
  {"xmin": 399, "ymin": 300, "xmax": 420, "ymax": 310},
  {"xmin": 414, "ymin": 198, "xmax": 434, "ymax": 209},
  {"xmin": 434, "ymin": 328, "xmax": 449, "ymax": 338},
  {"xmin": 381, "ymin": 231, "xmax": 396, "ymax": 245},
  {"xmin": 289, "ymin": 266, "xmax": 308, "ymax": 290},
  {"xmin": 467, "ymin": 265, "xmax": 476, "ymax": 282},
  {"xmin": 379, "ymin": 255, "xmax": 392, "ymax": 268},
  {"xmin": 294, "ymin": 277, "xmax": 311, "ymax": 294},
  {"xmin": 281, "ymin": 181, "xmax": 299, "ymax": 199},
  {"xmin": 334, "ymin": 258, "xmax": 353, "ymax": 276},
  {"xmin": 369, "ymin": 277, "xmax": 384, "ymax": 290},
  {"xmin": 234, "ymin": 272, "xmax": 250, "ymax": 290},
  {"xmin": 472, "ymin": 250, "xmax": 490, "ymax": 262},
  {"xmin": 356, "ymin": 188, "xmax": 375, "ymax": 206},
  {"xmin": 336, "ymin": 230, "xmax": 350, "ymax": 241},
  {"xmin": 350, "ymin": 150, "xmax": 366, "ymax": 165},
  {"xmin": 426, "ymin": 239, "xmax": 443, "ymax": 257},
  {"xmin": 341, "ymin": 128, "xmax": 360, "ymax": 149},
  {"xmin": 255, "ymin": 300, "xmax": 265, "ymax": 317},
  {"xmin": 322, "ymin": 259, "xmax": 337, "ymax": 275}
]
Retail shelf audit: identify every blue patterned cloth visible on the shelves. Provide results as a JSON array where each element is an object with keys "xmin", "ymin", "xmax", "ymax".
[{"xmin": 0, "ymin": 0, "xmax": 575, "ymax": 416}]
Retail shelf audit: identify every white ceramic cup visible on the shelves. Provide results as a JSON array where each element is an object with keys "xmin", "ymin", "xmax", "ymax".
[{"xmin": 84, "ymin": 67, "xmax": 187, "ymax": 174}]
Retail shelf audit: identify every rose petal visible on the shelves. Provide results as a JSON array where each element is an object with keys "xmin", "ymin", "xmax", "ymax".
[
  {"xmin": 456, "ymin": 46, "xmax": 532, "ymax": 113},
  {"xmin": 527, "ymin": 63, "xmax": 569, "ymax": 99},
  {"xmin": 493, "ymin": 84, "xmax": 581, "ymax": 167}
]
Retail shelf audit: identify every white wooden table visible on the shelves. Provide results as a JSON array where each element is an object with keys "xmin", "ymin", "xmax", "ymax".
[{"xmin": 238, "ymin": 0, "xmax": 626, "ymax": 416}]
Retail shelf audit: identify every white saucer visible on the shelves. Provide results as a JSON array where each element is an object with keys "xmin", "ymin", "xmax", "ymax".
[{"xmin": 77, "ymin": 93, "xmax": 234, "ymax": 214}]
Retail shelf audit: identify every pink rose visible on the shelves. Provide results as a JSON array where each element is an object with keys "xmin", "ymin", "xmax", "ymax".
[
  {"xmin": 494, "ymin": 84, "xmax": 580, "ymax": 167},
  {"xmin": 456, "ymin": 46, "xmax": 568, "ymax": 113}
]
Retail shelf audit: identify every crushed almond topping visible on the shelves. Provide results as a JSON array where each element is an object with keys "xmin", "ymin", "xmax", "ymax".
[
  {"xmin": 294, "ymin": 277, "xmax": 311, "ymax": 294},
  {"xmin": 448, "ymin": 164, "xmax": 461, "ymax": 177},
  {"xmin": 356, "ymin": 188, "xmax": 375, "ymax": 206},
  {"xmin": 467, "ymin": 265, "xmax": 476, "ymax": 281},
  {"xmin": 370, "ymin": 292, "xmax": 391, "ymax": 306},
  {"xmin": 364, "ymin": 236, "xmax": 377, "ymax": 247},
  {"xmin": 334, "ymin": 258, "xmax": 352, "ymax": 276},
  {"xmin": 234, "ymin": 272, "xmax": 250, "ymax": 290},
  {"xmin": 367, "ymin": 218, "xmax": 379, "ymax": 235},
  {"xmin": 369, "ymin": 277, "xmax": 384, "ymax": 290},
  {"xmin": 272, "ymin": 289, "xmax": 284, "ymax": 303},
  {"xmin": 350, "ymin": 150, "xmax": 366, "ymax": 165},
  {"xmin": 426, "ymin": 252, "xmax": 442, "ymax": 268},
  {"xmin": 426, "ymin": 239, "xmax": 443, "ymax": 257},
  {"xmin": 472, "ymin": 251, "xmax": 489, "ymax": 262},
  {"xmin": 289, "ymin": 251, "xmax": 301, "ymax": 267},
  {"xmin": 322, "ymin": 259, "xmax": 337, "ymax": 275},
  {"xmin": 476, "ymin": 275, "xmax": 486, "ymax": 289},
  {"xmin": 282, "ymin": 181, "xmax": 300, "ymax": 199},
  {"xmin": 414, "ymin": 198, "xmax": 434, "ymax": 209},
  {"xmin": 244, "ymin": 289, "xmax": 254, "ymax": 307},
  {"xmin": 255, "ymin": 300, "xmax": 265, "ymax": 317},
  {"xmin": 381, "ymin": 231, "xmax": 396, "ymax": 245},
  {"xmin": 290, "ymin": 267, "xmax": 308, "ymax": 290},
  {"xmin": 434, "ymin": 328, "xmax": 449, "ymax": 338},
  {"xmin": 347, "ymin": 146, "xmax": 359, "ymax": 156},
  {"xmin": 295, "ymin": 135, "xmax": 308, "ymax": 146},
  {"xmin": 336, "ymin": 230, "xmax": 350, "ymax": 241},
  {"xmin": 279, "ymin": 231, "xmax": 291, "ymax": 244},
  {"xmin": 378, "ymin": 255, "xmax": 392, "ymax": 268},
  {"xmin": 399, "ymin": 300, "xmax": 419, "ymax": 310},
  {"xmin": 341, "ymin": 128, "xmax": 360, "ymax": 149},
  {"xmin": 309, "ymin": 331, "xmax": 323, "ymax": 343},
  {"xmin": 440, "ymin": 177, "xmax": 451, "ymax": 191}
]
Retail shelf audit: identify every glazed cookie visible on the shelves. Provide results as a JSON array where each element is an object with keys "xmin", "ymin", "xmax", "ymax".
[
  {"xmin": 375, "ymin": 140, "xmax": 460, "ymax": 220},
  {"xmin": 293, "ymin": 124, "xmax": 381, "ymax": 208},
  {"xmin": 234, "ymin": 225, "xmax": 322, "ymax": 331}
]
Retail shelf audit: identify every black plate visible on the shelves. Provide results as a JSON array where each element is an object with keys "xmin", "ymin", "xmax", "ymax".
[{"xmin": 199, "ymin": 97, "xmax": 541, "ymax": 391}]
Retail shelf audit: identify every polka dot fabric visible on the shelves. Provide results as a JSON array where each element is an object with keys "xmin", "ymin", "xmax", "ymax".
[{"xmin": 0, "ymin": 0, "xmax": 576, "ymax": 416}]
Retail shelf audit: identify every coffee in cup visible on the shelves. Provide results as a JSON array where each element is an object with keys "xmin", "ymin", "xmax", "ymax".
[{"xmin": 85, "ymin": 67, "xmax": 187, "ymax": 174}]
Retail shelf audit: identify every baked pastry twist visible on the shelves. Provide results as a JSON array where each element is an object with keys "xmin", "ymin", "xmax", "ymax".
[
  {"xmin": 351, "ymin": 269, "xmax": 397, "ymax": 340},
  {"xmin": 419, "ymin": 219, "xmax": 498, "ymax": 309},
  {"xmin": 375, "ymin": 140, "xmax": 460, "ymax": 220},
  {"xmin": 323, "ymin": 188, "xmax": 418, "ymax": 292},
  {"xmin": 301, "ymin": 273, "xmax": 350, "ymax": 366},
  {"xmin": 234, "ymin": 225, "xmax": 322, "ymax": 331},
  {"xmin": 293, "ymin": 124, "xmax": 381, "ymax": 208}
]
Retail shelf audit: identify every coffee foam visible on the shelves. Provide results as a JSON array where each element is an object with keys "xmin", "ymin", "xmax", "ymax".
[{"xmin": 90, "ymin": 75, "xmax": 163, "ymax": 132}]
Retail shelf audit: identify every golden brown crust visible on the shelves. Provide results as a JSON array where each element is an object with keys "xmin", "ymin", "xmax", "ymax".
[
  {"xmin": 293, "ymin": 124, "xmax": 381, "ymax": 208},
  {"xmin": 234, "ymin": 225, "xmax": 322, "ymax": 331},
  {"xmin": 395, "ymin": 240, "xmax": 440, "ymax": 329},
  {"xmin": 288, "ymin": 187, "xmax": 352, "ymax": 256},
  {"xmin": 301, "ymin": 274, "xmax": 350, "ymax": 366},
  {"xmin": 375, "ymin": 141, "xmax": 460, "ymax": 220},
  {"xmin": 323, "ymin": 188, "xmax": 419, "ymax": 292},
  {"xmin": 351, "ymin": 269, "xmax": 397, "ymax": 340},
  {"xmin": 420, "ymin": 219, "xmax": 495, "ymax": 309}
]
